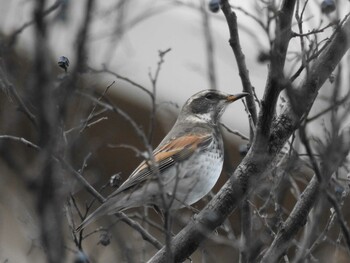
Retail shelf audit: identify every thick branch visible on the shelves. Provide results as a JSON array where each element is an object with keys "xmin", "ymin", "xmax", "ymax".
[{"xmin": 254, "ymin": 0, "xmax": 296, "ymax": 147}]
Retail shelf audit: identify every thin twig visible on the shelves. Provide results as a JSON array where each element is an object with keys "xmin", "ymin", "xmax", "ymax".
[
  {"xmin": 299, "ymin": 126, "xmax": 323, "ymax": 182},
  {"xmin": 76, "ymin": 90, "xmax": 150, "ymax": 149},
  {"xmin": 221, "ymin": 0, "xmax": 258, "ymax": 129},
  {"xmin": 220, "ymin": 123, "xmax": 249, "ymax": 141},
  {"xmin": 230, "ymin": 5, "xmax": 267, "ymax": 32},
  {"xmin": 85, "ymin": 117, "xmax": 108, "ymax": 129},
  {"xmin": 148, "ymin": 48, "xmax": 171, "ymax": 143},
  {"xmin": 0, "ymin": 135, "xmax": 40, "ymax": 150},
  {"xmin": 64, "ymin": 109, "xmax": 108, "ymax": 135},
  {"xmin": 89, "ymin": 65, "xmax": 154, "ymax": 99},
  {"xmin": 308, "ymin": 207, "xmax": 336, "ymax": 255},
  {"xmin": 80, "ymin": 81, "xmax": 114, "ymax": 133},
  {"xmin": 107, "ymin": 143, "xmax": 147, "ymax": 159},
  {"xmin": 326, "ymin": 192, "xmax": 350, "ymax": 253},
  {"xmin": 292, "ymin": 23, "xmax": 334, "ymax": 38},
  {"xmin": 307, "ymin": 95, "xmax": 349, "ymax": 122}
]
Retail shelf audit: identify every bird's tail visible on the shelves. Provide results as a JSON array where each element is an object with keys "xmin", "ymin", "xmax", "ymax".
[
  {"xmin": 75, "ymin": 206, "xmax": 105, "ymax": 233},
  {"xmin": 75, "ymin": 197, "xmax": 128, "ymax": 233}
]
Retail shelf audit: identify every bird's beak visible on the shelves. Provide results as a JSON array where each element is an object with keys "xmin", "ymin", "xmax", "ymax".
[{"xmin": 226, "ymin": 92, "xmax": 249, "ymax": 102}]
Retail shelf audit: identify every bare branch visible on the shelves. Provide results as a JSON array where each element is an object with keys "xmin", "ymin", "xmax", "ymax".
[
  {"xmin": 0, "ymin": 135, "xmax": 40, "ymax": 150},
  {"xmin": 221, "ymin": 0, "xmax": 258, "ymax": 129},
  {"xmin": 79, "ymin": 81, "xmax": 114, "ymax": 133},
  {"xmin": 326, "ymin": 192, "xmax": 350, "ymax": 252},
  {"xmin": 148, "ymin": 48, "xmax": 171, "ymax": 143},
  {"xmin": 76, "ymin": 90, "xmax": 150, "ymax": 149},
  {"xmin": 89, "ymin": 65, "xmax": 154, "ymax": 99},
  {"xmin": 220, "ymin": 123, "xmax": 249, "ymax": 141}
]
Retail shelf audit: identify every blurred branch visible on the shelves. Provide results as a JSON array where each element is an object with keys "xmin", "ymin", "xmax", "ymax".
[
  {"xmin": 0, "ymin": 133, "xmax": 163, "ymax": 250},
  {"xmin": 306, "ymin": 93, "xmax": 350, "ymax": 123},
  {"xmin": 326, "ymin": 192, "xmax": 350, "ymax": 252},
  {"xmin": 56, "ymin": 0, "xmax": 95, "ymax": 122},
  {"xmin": 0, "ymin": 61, "xmax": 36, "ymax": 125},
  {"xmin": 261, "ymin": 127, "xmax": 350, "ymax": 262},
  {"xmin": 60, "ymin": 158, "xmax": 163, "ymax": 249},
  {"xmin": 200, "ymin": 0, "xmax": 217, "ymax": 90},
  {"xmin": 230, "ymin": 4, "xmax": 266, "ymax": 32},
  {"xmin": 32, "ymin": 0, "xmax": 65, "ymax": 262},
  {"xmin": 0, "ymin": 135, "xmax": 40, "ymax": 150},
  {"xmin": 308, "ymin": 207, "xmax": 337, "ymax": 256},
  {"xmin": 239, "ymin": 199, "xmax": 251, "ymax": 263},
  {"xmin": 299, "ymin": 126, "xmax": 323, "ymax": 182},
  {"xmin": 7, "ymin": 0, "xmax": 62, "ymax": 47},
  {"xmin": 99, "ymin": 1, "xmax": 172, "ymax": 63},
  {"xmin": 73, "ymin": 0, "xmax": 95, "ymax": 74}
]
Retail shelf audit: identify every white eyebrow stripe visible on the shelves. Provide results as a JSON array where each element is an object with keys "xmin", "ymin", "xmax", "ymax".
[{"xmin": 184, "ymin": 113, "xmax": 211, "ymax": 123}]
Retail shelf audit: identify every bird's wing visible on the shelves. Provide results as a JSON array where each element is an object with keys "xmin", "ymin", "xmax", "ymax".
[{"xmin": 109, "ymin": 134, "xmax": 212, "ymax": 197}]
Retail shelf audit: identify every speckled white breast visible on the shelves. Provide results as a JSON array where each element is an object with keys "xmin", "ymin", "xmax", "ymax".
[{"xmin": 162, "ymin": 136, "xmax": 224, "ymax": 208}]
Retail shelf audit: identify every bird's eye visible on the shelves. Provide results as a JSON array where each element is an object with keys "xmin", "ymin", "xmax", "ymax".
[{"xmin": 205, "ymin": 93, "xmax": 215, "ymax": 100}]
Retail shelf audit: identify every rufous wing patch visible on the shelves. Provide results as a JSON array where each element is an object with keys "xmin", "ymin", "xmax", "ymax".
[
  {"xmin": 109, "ymin": 134, "xmax": 212, "ymax": 196},
  {"xmin": 134, "ymin": 134, "xmax": 212, "ymax": 174}
]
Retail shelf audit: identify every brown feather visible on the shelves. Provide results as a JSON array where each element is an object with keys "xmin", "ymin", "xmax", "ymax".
[
  {"xmin": 132, "ymin": 134, "xmax": 210, "ymax": 175},
  {"xmin": 109, "ymin": 134, "xmax": 212, "ymax": 197}
]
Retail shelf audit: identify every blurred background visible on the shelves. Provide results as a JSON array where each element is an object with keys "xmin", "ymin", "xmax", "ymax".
[{"xmin": 0, "ymin": 0, "xmax": 349, "ymax": 262}]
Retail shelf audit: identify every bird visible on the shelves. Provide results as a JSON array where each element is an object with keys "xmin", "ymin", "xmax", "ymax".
[{"xmin": 76, "ymin": 89, "xmax": 248, "ymax": 232}]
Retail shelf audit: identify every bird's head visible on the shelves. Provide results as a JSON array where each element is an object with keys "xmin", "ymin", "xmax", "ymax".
[{"xmin": 180, "ymin": 89, "xmax": 248, "ymax": 124}]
